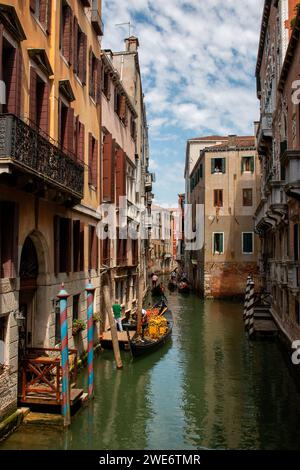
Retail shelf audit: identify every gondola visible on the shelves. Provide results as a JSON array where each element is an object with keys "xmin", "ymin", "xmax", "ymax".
[
  {"xmin": 178, "ymin": 281, "xmax": 190, "ymax": 294},
  {"xmin": 151, "ymin": 285, "xmax": 163, "ymax": 297},
  {"xmin": 130, "ymin": 305, "xmax": 173, "ymax": 358},
  {"xmin": 168, "ymin": 279, "xmax": 177, "ymax": 291}
]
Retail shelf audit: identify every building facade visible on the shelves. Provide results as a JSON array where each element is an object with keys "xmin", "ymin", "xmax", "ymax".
[
  {"xmin": 149, "ymin": 205, "xmax": 176, "ymax": 275},
  {"xmin": 186, "ymin": 135, "xmax": 260, "ymax": 298},
  {"xmin": 0, "ymin": 0, "xmax": 103, "ymax": 428},
  {"xmin": 255, "ymin": 0, "xmax": 300, "ymax": 342}
]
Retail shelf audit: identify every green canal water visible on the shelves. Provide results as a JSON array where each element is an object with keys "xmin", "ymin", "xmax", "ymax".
[{"xmin": 1, "ymin": 292, "xmax": 300, "ymax": 450}]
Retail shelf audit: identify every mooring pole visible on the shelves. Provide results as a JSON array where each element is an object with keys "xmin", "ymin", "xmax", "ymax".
[
  {"xmin": 58, "ymin": 283, "xmax": 71, "ymax": 427},
  {"xmin": 86, "ymin": 280, "xmax": 96, "ymax": 399}
]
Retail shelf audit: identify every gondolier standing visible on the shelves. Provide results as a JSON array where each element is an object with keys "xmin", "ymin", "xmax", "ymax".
[
  {"xmin": 112, "ymin": 301, "xmax": 123, "ymax": 332},
  {"xmin": 152, "ymin": 273, "xmax": 159, "ymax": 287}
]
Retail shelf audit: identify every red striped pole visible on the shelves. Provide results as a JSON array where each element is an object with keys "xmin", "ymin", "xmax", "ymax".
[
  {"xmin": 58, "ymin": 283, "xmax": 71, "ymax": 427},
  {"xmin": 86, "ymin": 280, "xmax": 96, "ymax": 399}
]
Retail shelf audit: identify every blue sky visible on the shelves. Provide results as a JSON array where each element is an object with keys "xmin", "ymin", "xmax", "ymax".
[{"xmin": 102, "ymin": 0, "xmax": 264, "ymax": 206}]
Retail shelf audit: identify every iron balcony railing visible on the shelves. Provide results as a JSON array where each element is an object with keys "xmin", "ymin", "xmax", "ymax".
[{"xmin": 0, "ymin": 114, "xmax": 84, "ymax": 201}]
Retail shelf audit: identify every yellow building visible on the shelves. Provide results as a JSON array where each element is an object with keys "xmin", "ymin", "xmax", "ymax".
[{"xmin": 0, "ymin": 0, "xmax": 103, "ymax": 431}]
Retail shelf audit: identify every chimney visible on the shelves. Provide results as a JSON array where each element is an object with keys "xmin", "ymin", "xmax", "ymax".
[
  {"xmin": 125, "ymin": 36, "xmax": 140, "ymax": 52},
  {"xmin": 228, "ymin": 135, "xmax": 237, "ymax": 148}
]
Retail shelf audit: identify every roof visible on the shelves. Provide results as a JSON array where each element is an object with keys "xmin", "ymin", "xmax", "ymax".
[
  {"xmin": 188, "ymin": 135, "xmax": 227, "ymax": 142},
  {"xmin": 204, "ymin": 136, "xmax": 255, "ymax": 152}
]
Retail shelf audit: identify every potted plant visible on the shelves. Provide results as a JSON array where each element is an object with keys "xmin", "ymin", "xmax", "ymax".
[
  {"xmin": 72, "ymin": 319, "xmax": 86, "ymax": 336},
  {"xmin": 93, "ymin": 312, "xmax": 101, "ymax": 323}
]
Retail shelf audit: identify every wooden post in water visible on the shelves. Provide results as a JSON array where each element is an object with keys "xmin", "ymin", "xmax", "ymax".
[
  {"xmin": 57, "ymin": 283, "xmax": 71, "ymax": 427},
  {"xmin": 136, "ymin": 265, "xmax": 143, "ymax": 335},
  {"xmin": 85, "ymin": 280, "xmax": 96, "ymax": 399},
  {"xmin": 103, "ymin": 284, "xmax": 123, "ymax": 369}
]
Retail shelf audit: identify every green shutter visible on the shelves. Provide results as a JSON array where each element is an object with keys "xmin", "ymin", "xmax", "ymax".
[
  {"xmin": 222, "ymin": 158, "xmax": 226, "ymax": 174},
  {"xmin": 241, "ymin": 158, "xmax": 244, "ymax": 174},
  {"xmin": 220, "ymin": 233, "xmax": 224, "ymax": 253},
  {"xmin": 250, "ymin": 156, "xmax": 254, "ymax": 173},
  {"xmin": 211, "ymin": 159, "xmax": 215, "ymax": 174}
]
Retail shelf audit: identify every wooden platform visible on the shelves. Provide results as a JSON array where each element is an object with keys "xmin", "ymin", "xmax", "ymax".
[
  {"xmin": 101, "ymin": 330, "xmax": 135, "ymax": 350},
  {"xmin": 19, "ymin": 388, "xmax": 84, "ymax": 407}
]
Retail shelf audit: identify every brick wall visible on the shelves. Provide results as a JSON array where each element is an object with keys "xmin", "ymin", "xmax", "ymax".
[{"xmin": 205, "ymin": 262, "xmax": 260, "ymax": 298}]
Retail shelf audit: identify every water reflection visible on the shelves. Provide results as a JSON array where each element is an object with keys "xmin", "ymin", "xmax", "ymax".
[{"xmin": 1, "ymin": 293, "xmax": 300, "ymax": 450}]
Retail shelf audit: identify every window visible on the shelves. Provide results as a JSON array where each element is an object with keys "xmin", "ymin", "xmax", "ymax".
[
  {"xmin": 241, "ymin": 156, "xmax": 254, "ymax": 173},
  {"xmin": 214, "ymin": 189, "xmax": 223, "ymax": 207},
  {"xmin": 243, "ymin": 188, "xmax": 253, "ymax": 207},
  {"xmin": 30, "ymin": 0, "xmax": 52, "ymax": 33},
  {"xmin": 89, "ymin": 49, "xmax": 101, "ymax": 103},
  {"xmin": 130, "ymin": 115, "xmax": 136, "ymax": 140},
  {"xmin": 29, "ymin": 68, "xmax": 50, "ymax": 134},
  {"xmin": 2, "ymin": 38, "xmax": 22, "ymax": 117},
  {"xmin": 60, "ymin": 1, "xmax": 72, "ymax": 64},
  {"xmin": 75, "ymin": 117, "xmax": 85, "ymax": 162},
  {"xmin": 73, "ymin": 220, "xmax": 84, "ymax": 272},
  {"xmin": 0, "ymin": 316, "xmax": 7, "ymax": 366},
  {"xmin": 59, "ymin": 100, "xmax": 74, "ymax": 154},
  {"xmin": 102, "ymin": 68, "xmax": 110, "ymax": 99},
  {"xmin": 114, "ymin": 88, "xmax": 127, "ymax": 125},
  {"xmin": 242, "ymin": 232, "xmax": 254, "ymax": 254},
  {"xmin": 74, "ymin": 21, "xmax": 87, "ymax": 85},
  {"xmin": 213, "ymin": 233, "xmax": 224, "ymax": 254},
  {"xmin": 211, "ymin": 158, "xmax": 226, "ymax": 174},
  {"xmin": 73, "ymin": 294, "xmax": 80, "ymax": 322},
  {"xmin": 0, "ymin": 202, "xmax": 19, "ymax": 279},
  {"xmin": 101, "ymin": 235, "xmax": 110, "ymax": 265},
  {"xmin": 88, "ymin": 133, "xmax": 98, "ymax": 188},
  {"xmin": 199, "ymin": 164, "xmax": 203, "ymax": 179}
]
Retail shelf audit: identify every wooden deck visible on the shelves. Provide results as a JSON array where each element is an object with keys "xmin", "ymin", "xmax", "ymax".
[
  {"xmin": 19, "ymin": 388, "xmax": 84, "ymax": 407},
  {"xmin": 251, "ymin": 319, "xmax": 278, "ymax": 339},
  {"xmin": 101, "ymin": 330, "xmax": 135, "ymax": 346}
]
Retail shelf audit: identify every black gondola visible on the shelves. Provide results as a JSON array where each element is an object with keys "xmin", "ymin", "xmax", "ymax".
[
  {"xmin": 130, "ymin": 308, "xmax": 173, "ymax": 358},
  {"xmin": 178, "ymin": 282, "xmax": 190, "ymax": 294},
  {"xmin": 151, "ymin": 285, "xmax": 163, "ymax": 296},
  {"xmin": 168, "ymin": 280, "xmax": 177, "ymax": 291}
]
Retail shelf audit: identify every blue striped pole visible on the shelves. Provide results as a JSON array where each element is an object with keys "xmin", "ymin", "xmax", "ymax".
[
  {"xmin": 58, "ymin": 283, "xmax": 71, "ymax": 427},
  {"xmin": 86, "ymin": 280, "xmax": 96, "ymax": 399}
]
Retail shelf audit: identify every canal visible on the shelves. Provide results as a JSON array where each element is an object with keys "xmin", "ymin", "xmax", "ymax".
[{"xmin": 1, "ymin": 291, "xmax": 300, "ymax": 450}]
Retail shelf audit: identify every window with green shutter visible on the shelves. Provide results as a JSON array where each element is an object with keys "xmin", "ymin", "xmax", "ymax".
[
  {"xmin": 211, "ymin": 158, "xmax": 226, "ymax": 174},
  {"xmin": 213, "ymin": 233, "xmax": 224, "ymax": 254},
  {"xmin": 242, "ymin": 232, "xmax": 253, "ymax": 254},
  {"xmin": 241, "ymin": 156, "xmax": 254, "ymax": 173}
]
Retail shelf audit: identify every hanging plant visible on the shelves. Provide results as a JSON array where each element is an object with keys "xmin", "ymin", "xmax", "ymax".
[{"xmin": 72, "ymin": 319, "xmax": 86, "ymax": 336}]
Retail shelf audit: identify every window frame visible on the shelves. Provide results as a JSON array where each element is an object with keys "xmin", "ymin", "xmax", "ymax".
[
  {"xmin": 214, "ymin": 189, "xmax": 223, "ymax": 207},
  {"xmin": 242, "ymin": 232, "xmax": 254, "ymax": 255},
  {"xmin": 242, "ymin": 188, "xmax": 253, "ymax": 207},
  {"xmin": 241, "ymin": 155, "xmax": 255, "ymax": 174},
  {"xmin": 211, "ymin": 157, "xmax": 226, "ymax": 174},
  {"xmin": 212, "ymin": 232, "xmax": 224, "ymax": 255}
]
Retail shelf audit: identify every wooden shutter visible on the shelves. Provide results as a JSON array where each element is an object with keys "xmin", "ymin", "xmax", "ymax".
[
  {"xmin": 119, "ymin": 95, "xmax": 126, "ymax": 120},
  {"xmin": 80, "ymin": 222, "xmax": 84, "ymax": 271},
  {"xmin": 30, "ymin": 0, "xmax": 36, "ymax": 12},
  {"xmin": 53, "ymin": 215, "xmax": 60, "ymax": 275},
  {"xmin": 241, "ymin": 158, "xmax": 244, "ymax": 174},
  {"xmin": 211, "ymin": 159, "xmax": 215, "ymax": 174},
  {"xmin": 102, "ymin": 133, "xmax": 113, "ymax": 202},
  {"xmin": 89, "ymin": 47, "xmax": 93, "ymax": 98},
  {"xmin": 220, "ymin": 234, "xmax": 224, "ymax": 253},
  {"xmin": 96, "ymin": 58, "xmax": 101, "ymax": 104},
  {"xmin": 46, "ymin": 0, "xmax": 52, "ymax": 34},
  {"xmin": 73, "ymin": 17, "xmax": 79, "ymax": 74},
  {"xmin": 39, "ymin": 81, "xmax": 50, "ymax": 134},
  {"xmin": 29, "ymin": 67, "xmax": 37, "ymax": 126},
  {"xmin": 65, "ymin": 106, "xmax": 74, "ymax": 154},
  {"xmin": 81, "ymin": 34, "xmax": 87, "ymax": 85},
  {"xmin": 63, "ymin": 5, "xmax": 73, "ymax": 64},
  {"xmin": 250, "ymin": 156, "xmax": 255, "ymax": 173},
  {"xmin": 73, "ymin": 220, "xmax": 80, "ymax": 272},
  {"xmin": 89, "ymin": 226, "xmax": 98, "ymax": 270},
  {"xmin": 39, "ymin": 0, "xmax": 47, "ymax": 27},
  {"xmin": 88, "ymin": 132, "xmax": 93, "ymax": 185},
  {"xmin": 92, "ymin": 138, "xmax": 98, "ymax": 188},
  {"xmin": 221, "ymin": 158, "xmax": 226, "ymax": 174},
  {"xmin": 115, "ymin": 149, "xmax": 126, "ymax": 204},
  {"xmin": 79, "ymin": 122, "xmax": 85, "ymax": 162},
  {"xmin": 74, "ymin": 115, "xmax": 79, "ymax": 158},
  {"xmin": 6, "ymin": 47, "xmax": 22, "ymax": 117}
]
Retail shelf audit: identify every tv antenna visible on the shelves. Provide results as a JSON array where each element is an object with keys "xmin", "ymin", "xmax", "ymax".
[{"xmin": 115, "ymin": 21, "xmax": 135, "ymax": 37}]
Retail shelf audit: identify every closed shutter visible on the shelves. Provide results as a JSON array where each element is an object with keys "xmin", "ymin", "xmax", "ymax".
[
  {"xmin": 65, "ymin": 106, "xmax": 74, "ymax": 154},
  {"xmin": 89, "ymin": 47, "xmax": 93, "ymax": 97},
  {"xmin": 39, "ymin": 0, "xmax": 47, "ymax": 27},
  {"xmin": 30, "ymin": 0, "xmax": 36, "ymax": 12},
  {"xmin": 73, "ymin": 17, "xmax": 78, "ymax": 74},
  {"xmin": 39, "ymin": 81, "xmax": 50, "ymax": 134},
  {"xmin": 63, "ymin": 5, "xmax": 73, "ymax": 64},
  {"xmin": 53, "ymin": 215, "xmax": 60, "ymax": 275},
  {"xmin": 220, "ymin": 234, "xmax": 224, "ymax": 253},
  {"xmin": 102, "ymin": 133, "xmax": 113, "ymax": 202},
  {"xmin": 250, "ymin": 156, "xmax": 255, "ymax": 173},
  {"xmin": 211, "ymin": 159, "xmax": 215, "ymax": 174},
  {"xmin": 89, "ymin": 226, "xmax": 98, "ymax": 270},
  {"xmin": 6, "ymin": 47, "xmax": 22, "ymax": 117},
  {"xmin": 46, "ymin": 0, "xmax": 52, "ymax": 34},
  {"xmin": 96, "ymin": 58, "xmax": 101, "ymax": 104},
  {"xmin": 241, "ymin": 158, "xmax": 244, "ymax": 174},
  {"xmin": 115, "ymin": 149, "xmax": 126, "ymax": 204},
  {"xmin": 88, "ymin": 132, "xmax": 93, "ymax": 185},
  {"xmin": 74, "ymin": 115, "xmax": 79, "ymax": 157},
  {"xmin": 73, "ymin": 220, "xmax": 80, "ymax": 272},
  {"xmin": 29, "ymin": 67, "xmax": 37, "ymax": 126},
  {"xmin": 80, "ymin": 222, "xmax": 84, "ymax": 271},
  {"xmin": 92, "ymin": 138, "xmax": 98, "ymax": 188},
  {"xmin": 79, "ymin": 122, "xmax": 85, "ymax": 162},
  {"xmin": 81, "ymin": 34, "xmax": 87, "ymax": 85},
  {"xmin": 119, "ymin": 95, "xmax": 126, "ymax": 120},
  {"xmin": 221, "ymin": 158, "xmax": 226, "ymax": 174}
]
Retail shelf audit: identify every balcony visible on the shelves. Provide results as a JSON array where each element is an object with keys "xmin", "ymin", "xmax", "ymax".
[
  {"xmin": 91, "ymin": 9, "xmax": 104, "ymax": 36},
  {"xmin": 255, "ymin": 182, "xmax": 288, "ymax": 234},
  {"xmin": 145, "ymin": 172, "xmax": 155, "ymax": 192},
  {"xmin": 282, "ymin": 150, "xmax": 300, "ymax": 197},
  {"xmin": 269, "ymin": 260, "xmax": 288, "ymax": 286},
  {"xmin": 256, "ymin": 112, "xmax": 273, "ymax": 153},
  {"xmin": 0, "ymin": 114, "xmax": 84, "ymax": 205},
  {"xmin": 287, "ymin": 262, "xmax": 300, "ymax": 292}
]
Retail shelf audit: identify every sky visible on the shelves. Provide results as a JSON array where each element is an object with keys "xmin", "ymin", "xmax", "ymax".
[{"xmin": 102, "ymin": 0, "xmax": 265, "ymax": 206}]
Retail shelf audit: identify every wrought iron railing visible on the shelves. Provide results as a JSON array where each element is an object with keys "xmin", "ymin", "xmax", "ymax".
[{"xmin": 0, "ymin": 114, "xmax": 84, "ymax": 200}]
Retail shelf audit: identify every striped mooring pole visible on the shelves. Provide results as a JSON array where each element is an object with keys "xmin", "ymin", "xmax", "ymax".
[
  {"xmin": 243, "ymin": 275, "xmax": 252, "ymax": 320},
  {"xmin": 58, "ymin": 283, "xmax": 71, "ymax": 427},
  {"xmin": 245, "ymin": 280, "xmax": 255, "ymax": 331},
  {"xmin": 86, "ymin": 280, "xmax": 96, "ymax": 399}
]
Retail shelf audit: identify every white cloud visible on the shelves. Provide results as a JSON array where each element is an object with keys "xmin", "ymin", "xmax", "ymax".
[{"xmin": 102, "ymin": 0, "xmax": 264, "ymax": 204}]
